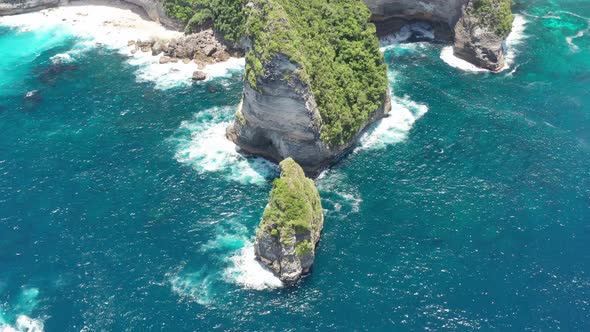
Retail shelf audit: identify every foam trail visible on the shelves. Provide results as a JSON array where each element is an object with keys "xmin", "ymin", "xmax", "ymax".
[
  {"xmin": 316, "ymin": 169, "xmax": 363, "ymax": 217},
  {"xmin": 169, "ymin": 270, "xmax": 214, "ymax": 306},
  {"xmin": 440, "ymin": 14, "xmax": 528, "ymax": 73},
  {"xmin": 172, "ymin": 106, "xmax": 277, "ymax": 185}
]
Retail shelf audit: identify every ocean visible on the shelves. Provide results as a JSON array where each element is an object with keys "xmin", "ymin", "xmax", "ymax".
[{"xmin": 0, "ymin": 0, "xmax": 589, "ymax": 330}]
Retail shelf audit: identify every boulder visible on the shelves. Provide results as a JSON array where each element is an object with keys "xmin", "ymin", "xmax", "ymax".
[{"xmin": 192, "ymin": 71, "xmax": 207, "ymax": 81}]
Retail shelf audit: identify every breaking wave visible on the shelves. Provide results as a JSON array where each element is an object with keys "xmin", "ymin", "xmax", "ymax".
[
  {"xmin": 171, "ymin": 106, "xmax": 277, "ymax": 185},
  {"xmin": 224, "ymin": 241, "xmax": 283, "ymax": 290},
  {"xmin": 380, "ymin": 21, "xmax": 435, "ymax": 52},
  {"xmin": 169, "ymin": 217, "xmax": 282, "ymax": 305},
  {"xmin": 0, "ymin": 288, "xmax": 44, "ymax": 332}
]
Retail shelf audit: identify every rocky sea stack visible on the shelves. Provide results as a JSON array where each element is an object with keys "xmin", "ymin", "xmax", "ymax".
[{"xmin": 254, "ymin": 158, "xmax": 324, "ymax": 282}]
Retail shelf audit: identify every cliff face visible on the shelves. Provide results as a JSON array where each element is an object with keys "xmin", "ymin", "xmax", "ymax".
[
  {"xmin": 363, "ymin": 0, "xmax": 512, "ymax": 71},
  {"xmin": 454, "ymin": 0, "xmax": 513, "ymax": 71},
  {"xmin": 364, "ymin": 0, "xmax": 467, "ymax": 26},
  {"xmin": 254, "ymin": 158, "xmax": 323, "ymax": 282},
  {"xmin": 227, "ymin": 53, "xmax": 390, "ymax": 174}
]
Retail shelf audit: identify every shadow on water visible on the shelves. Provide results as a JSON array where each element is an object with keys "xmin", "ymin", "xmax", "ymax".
[{"xmin": 34, "ymin": 63, "xmax": 79, "ymax": 86}]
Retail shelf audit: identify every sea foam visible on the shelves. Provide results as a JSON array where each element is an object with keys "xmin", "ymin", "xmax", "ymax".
[
  {"xmin": 0, "ymin": 288, "xmax": 44, "ymax": 332},
  {"xmin": 171, "ymin": 106, "xmax": 277, "ymax": 185},
  {"xmin": 0, "ymin": 3, "xmax": 244, "ymax": 90}
]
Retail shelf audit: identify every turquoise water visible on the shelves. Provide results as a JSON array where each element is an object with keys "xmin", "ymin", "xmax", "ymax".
[{"xmin": 1, "ymin": 0, "xmax": 589, "ymax": 330}]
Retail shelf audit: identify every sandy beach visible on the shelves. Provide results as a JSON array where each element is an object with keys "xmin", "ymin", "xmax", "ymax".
[
  {"xmin": 0, "ymin": 0, "xmax": 182, "ymax": 48},
  {"xmin": 0, "ymin": 0, "xmax": 245, "ymax": 89}
]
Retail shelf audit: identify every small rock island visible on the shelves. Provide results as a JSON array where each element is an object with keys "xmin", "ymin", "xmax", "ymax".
[{"xmin": 254, "ymin": 158, "xmax": 324, "ymax": 282}]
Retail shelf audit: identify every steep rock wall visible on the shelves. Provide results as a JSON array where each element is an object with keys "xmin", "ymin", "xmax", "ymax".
[
  {"xmin": 363, "ymin": 0, "xmax": 511, "ymax": 71},
  {"xmin": 254, "ymin": 158, "xmax": 324, "ymax": 282},
  {"xmin": 227, "ymin": 53, "xmax": 391, "ymax": 175}
]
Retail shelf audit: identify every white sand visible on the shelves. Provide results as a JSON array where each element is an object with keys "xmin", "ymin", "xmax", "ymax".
[
  {"xmin": 0, "ymin": 0, "xmax": 245, "ymax": 89},
  {"xmin": 0, "ymin": 0, "xmax": 182, "ymax": 46}
]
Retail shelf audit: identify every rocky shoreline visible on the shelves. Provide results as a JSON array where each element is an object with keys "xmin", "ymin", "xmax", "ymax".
[{"xmin": 129, "ymin": 28, "xmax": 243, "ymax": 80}]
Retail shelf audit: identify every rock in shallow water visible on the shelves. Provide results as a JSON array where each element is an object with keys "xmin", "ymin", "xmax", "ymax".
[
  {"xmin": 192, "ymin": 71, "xmax": 207, "ymax": 81},
  {"xmin": 254, "ymin": 158, "xmax": 324, "ymax": 283}
]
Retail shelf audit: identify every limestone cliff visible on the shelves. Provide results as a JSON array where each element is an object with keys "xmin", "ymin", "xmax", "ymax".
[
  {"xmin": 227, "ymin": 0, "xmax": 391, "ymax": 175},
  {"xmin": 226, "ymin": 53, "xmax": 390, "ymax": 174},
  {"xmin": 454, "ymin": 0, "xmax": 513, "ymax": 71},
  {"xmin": 254, "ymin": 158, "xmax": 323, "ymax": 282},
  {"xmin": 363, "ymin": 0, "xmax": 513, "ymax": 71}
]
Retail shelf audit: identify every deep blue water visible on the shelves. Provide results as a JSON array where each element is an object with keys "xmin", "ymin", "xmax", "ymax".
[{"xmin": 1, "ymin": 0, "xmax": 589, "ymax": 331}]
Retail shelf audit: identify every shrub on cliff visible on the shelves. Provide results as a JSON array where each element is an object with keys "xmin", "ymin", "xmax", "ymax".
[
  {"xmin": 260, "ymin": 158, "xmax": 323, "ymax": 239},
  {"xmin": 164, "ymin": 0, "xmax": 246, "ymax": 42},
  {"xmin": 472, "ymin": 0, "xmax": 513, "ymax": 37}
]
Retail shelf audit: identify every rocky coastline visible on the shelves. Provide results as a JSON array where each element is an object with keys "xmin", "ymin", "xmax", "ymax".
[{"xmin": 130, "ymin": 28, "xmax": 242, "ymax": 80}]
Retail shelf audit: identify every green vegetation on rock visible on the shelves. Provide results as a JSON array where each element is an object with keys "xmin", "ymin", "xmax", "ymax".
[
  {"xmin": 163, "ymin": 0, "xmax": 246, "ymax": 42},
  {"xmin": 472, "ymin": 0, "xmax": 514, "ymax": 37},
  {"xmin": 245, "ymin": 0, "xmax": 389, "ymax": 146},
  {"xmin": 260, "ymin": 158, "xmax": 322, "ymax": 243},
  {"xmin": 295, "ymin": 240, "xmax": 313, "ymax": 257}
]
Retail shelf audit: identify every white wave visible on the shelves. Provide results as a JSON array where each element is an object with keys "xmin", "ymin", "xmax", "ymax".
[
  {"xmin": 440, "ymin": 14, "xmax": 528, "ymax": 73},
  {"xmin": 0, "ymin": 316, "xmax": 44, "ymax": 332},
  {"xmin": 0, "ymin": 3, "xmax": 243, "ymax": 90},
  {"xmin": 49, "ymin": 53, "xmax": 74, "ymax": 64},
  {"xmin": 224, "ymin": 241, "xmax": 283, "ymax": 290},
  {"xmin": 172, "ymin": 106, "xmax": 277, "ymax": 185},
  {"xmin": 440, "ymin": 46, "xmax": 490, "ymax": 73},
  {"xmin": 0, "ymin": 288, "xmax": 44, "ymax": 332},
  {"xmin": 504, "ymin": 15, "xmax": 528, "ymax": 68},
  {"xmin": 128, "ymin": 52, "xmax": 244, "ymax": 90},
  {"xmin": 358, "ymin": 94, "xmax": 428, "ymax": 150},
  {"xmin": 202, "ymin": 57, "xmax": 245, "ymax": 78},
  {"xmin": 380, "ymin": 22, "xmax": 435, "ymax": 52}
]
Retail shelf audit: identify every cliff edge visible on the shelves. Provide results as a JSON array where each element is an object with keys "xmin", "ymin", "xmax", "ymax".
[{"xmin": 254, "ymin": 158, "xmax": 324, "ymax": 282}]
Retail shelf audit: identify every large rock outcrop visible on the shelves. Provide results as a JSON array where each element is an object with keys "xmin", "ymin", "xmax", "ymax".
[
  {"xmin": 226, "ymin": 54, "xmax": 390, "ymax": 175},
  {"xmin": 453, "ymin": 0, "xmax": 513, "ymax": 71},
  {"xmin": 363, "ymin": 0, "xmax": 513, "ymax": 71},
  {"xmin": 227, "ymin": 0, "xmax": 391, "ymax": 175},
  {"xmin": 254, "ymin": 158, "xmax": 323, "ymax": 282}
]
